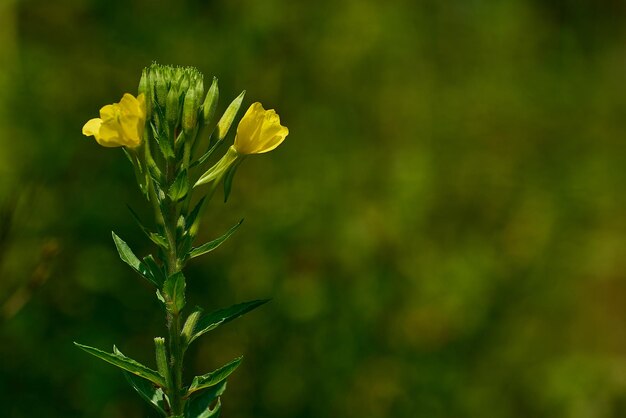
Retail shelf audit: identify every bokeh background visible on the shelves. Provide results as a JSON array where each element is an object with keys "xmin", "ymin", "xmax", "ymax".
[{"xmin": 1, "ymin": 0, "xmax": 625, "ymax": 417}]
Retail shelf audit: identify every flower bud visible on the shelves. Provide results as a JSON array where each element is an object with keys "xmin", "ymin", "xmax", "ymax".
[
  {"xmin": 166, "ymin": 86, "xmax": 180, "ymax": 127},
  {"xmin": 137, "ymin": 69, "xmax": 152, "ymax": 119},
  {"xmin": 194, "ymin": 78, "xmax": 204, "ymax": 102},
  {"xmin": 182, "ymin": 87, "xmax": 198, "ymax": 135},
  {"xmin": 179, "ymin": 74, "xmax": 190, "ymax": 95},
  {"xmin": 202, "ymin": 77, "xmax": 219, "ymax": 125},
  {"xmin": 155, "ymin": 72, "xmax": 168, "ymax": 107}
]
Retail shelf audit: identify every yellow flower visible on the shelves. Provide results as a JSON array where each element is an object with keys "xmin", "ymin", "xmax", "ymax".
[
  {"xmin": 233, "ymin": 102, "xmax": 288, "ymax": 155},
  {"xmin": 82, "ymin": 93, "xmax": 146, "ymax": 148}
]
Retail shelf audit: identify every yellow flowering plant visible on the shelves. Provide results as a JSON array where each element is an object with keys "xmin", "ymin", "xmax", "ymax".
[{"xmin": 75, "ymin": 63, "xmax": 288, "ymax": 418}]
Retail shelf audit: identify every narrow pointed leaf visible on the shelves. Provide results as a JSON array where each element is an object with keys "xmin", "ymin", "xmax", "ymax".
[
  {"xmin": 181, "ymin": 307, "xmax": 203, "ymax": 348},
  {"xmin": 111, "ymin": 232, "xmax": 158, "ymax": 286},
  {"xmin": 186, "ymin": 196, "xmax": 207, "ymax": 238},
  {"xmin": 188, "ymin": 356, "xmax": 242, "ymax": 395},
  {"xmin": 143, "ymin": 255, "xmax": 166, "ymax": 286},
  {"xmin": 194, "ymin": 137, "xmax": 222, "ymax": 167},
  {"xmin": 202, "ymin": 77, "xmax": 219, "ymax": 126},
  {"xmin": 74, "ymin": 342, "xmax": 165, "ymax": 387},
  {"xmin": 163, "ymin": 271, "xmax": 186, "ymax": 314},
  {"xmin": 123, "ymin": 371, "xmax": 168, "ymax": 416},
  {"xmin": 188, "ymin": 219, "xmax": 243, "ymax": 259},
  {"xmin": 185, "ymin": 381, "xmax": 227, "ymax": 418},
  {"xmin": 168, "ymin": 169, "xmax": 190, "ymax": 201},
  {"xmin": 127, "ymin": 205, "xmax": 168, "ymax": 249},
  {"xmin": 223, "ymin": 158, "xmax": 244, "ymax": 203},
  {"xmin": 152, "ymin": 121, "xmax": 175, "ymax": 159},
  {"xmin": 190, "ymin": 299, "xmax": 269, "ymax": 344}
]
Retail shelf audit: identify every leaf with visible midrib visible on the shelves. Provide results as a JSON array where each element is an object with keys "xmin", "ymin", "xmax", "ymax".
[
  {"xmin": 188, "ymin": 356, "xmax": 242, "ymax": 395},
  {"xmin": 188, "ymin": 219, "xmax": 243, "ymax": 259},
  {"xmin": 163, "ymin": 271, "xmax": 186, "ymax": 314},
  {"xmin": 111, "ymin": 231, "xmax": 158, "ymax": 286},
  {"xmin": 190, "ymin": 299, "xmax": 269, "ymax": 344},
  {"xmin": 185, "ymin": 381, "xmax": 226, "ymax": 418},
  {"xmin": 123, "ymin": 371, "xmax": 168, "ymax": 416},
  {"xmin": 74, "ymin": 342, "xmax": 165, "ymax": 387}
]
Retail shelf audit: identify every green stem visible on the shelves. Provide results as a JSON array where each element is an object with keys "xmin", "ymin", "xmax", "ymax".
[
  {"xmin": 162, "ymin": 158, "xmax": 186, "ymax": 417},
  {"xmin": 167, "ymin": 310, "xmax": 183, "ymax": 415}
]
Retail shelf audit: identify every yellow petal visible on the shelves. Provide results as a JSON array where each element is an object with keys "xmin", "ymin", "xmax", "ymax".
[
  {"xmin": 85, "ymin": 93, "xmax": 145, "ymax": 148},
  {"xmin": 82, "ymin": 118, "xmax": 102, "ymax": 137},
  {"xmin": 99, "ymin": 104, "xmax": 119, "ymax": 122},
  {"xmin": 233, "ymin": 102, "xmax": 288, "ymax": 155},
  {"xmin": 235, "ymin": 103, "xmax": 263, "ymax": 143},
  {"xmin": 119, "ymin": 93, "xmax": 142, "ymax": 117},
  {"xmin": 95, "ymin": 121, "xmax": 124, "ymax": 147}
]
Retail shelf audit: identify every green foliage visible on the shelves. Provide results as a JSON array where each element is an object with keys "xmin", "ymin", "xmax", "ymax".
[
  {"xmin": 185, "ymin": 381, "xmax": 226, "ymax": 418},
  {"xmin": 162, "ymin": 272, "xmax": 186, "ymax": 314},
  {"xmin": 111, "ymin": 231, "xmax": 158, "ymax": 286},
  {"xmin": 169, "ymin": 170, "xmax": 190, "ymax": 202},
  {"xmin": 73, "ymin": 343, "xmax": 165, "ymax": 387},
  {"xmin": 124, "ymin": 371, "xmax": 168, "ymax": 417},
  {"xmin": 213, "ymin": 91, "xmax": 245, "ymax": 144},
  {"xmin": 187, "ymin": 356, "xmax": 242, "ymax": 395},
  {"xmin": 188, "ymin": 219, "xmax": 244, "ymax": 259},
  {"xmin": 187, "ymin": 299, "xmax": 269, "ymax": 345}
]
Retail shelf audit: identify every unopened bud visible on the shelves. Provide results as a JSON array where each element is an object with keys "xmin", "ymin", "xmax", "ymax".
[
  {"xmin": 202, "ymin": 77, "xmax": 219, "ymax": 125},
  {"xmin": 166, "ymin": 87, "xmax": 180, "ymax": 127},
  {"xmin": 155, "ymin": 72, "xmax": 168, "ymax": 107},
  {"xmin": 182, "ymin": 88, "xmax": 198, "ymax": 134},
  {"xmin": 138, "ymin": 69, "xmax": 152, "ymax": 119}
]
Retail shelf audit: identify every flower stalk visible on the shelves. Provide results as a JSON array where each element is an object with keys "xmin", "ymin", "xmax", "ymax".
[{"xmin": 76, "ymin": 63, "xmax": 288, "ymax": 417}]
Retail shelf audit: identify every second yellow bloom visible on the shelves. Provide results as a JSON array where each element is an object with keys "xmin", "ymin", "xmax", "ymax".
[
  {"xmin": 82, "ymin": 93, "xmax": 146, "ymax": 148},
  {"xmin": 233, "ymin": 102, "xmax": 289, "ymax": 155}
]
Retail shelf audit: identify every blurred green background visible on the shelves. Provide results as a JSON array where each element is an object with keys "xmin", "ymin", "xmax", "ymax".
[{"xmin": 1, "ymin": 0, "xmax": 626, "ymax": 417}]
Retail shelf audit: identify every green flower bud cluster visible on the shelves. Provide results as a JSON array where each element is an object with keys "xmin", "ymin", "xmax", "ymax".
[{"xmin": 139, "ymin": 63, "xmax": 204, "ymax": 138}]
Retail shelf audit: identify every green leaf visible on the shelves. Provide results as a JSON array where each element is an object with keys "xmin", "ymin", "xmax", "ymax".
[
  {"xmin": 111, "ymin": 232, "xmax": 158, "ymax": 286},
  {"xmin": 74, "ymin": 342, "xmax": 165, "ymax": 387},
  {"xmin": 123, "ymin": 371, "xmax": 168, "ymax": 416},
  {"xmin": 123, "ymin": 148, "xmax": 148, "ymax": 196},
  {"xmin": 201, "ymin": 77, "xmax": 219, "ymax": 126},
  {"xmin": 152, "ymin": 120, "xmax": 175, "ymax": 160},
  {"xmin": 213, "ymin": 91, "xmax": 245, "ymax": 143},
  {"xmin": 190, "ymin": 299, "xmax": 269, "ymax": 344},
  {"xmin": 222, "ymin": 157, "xmax": 244, "ymax": 203},
  {"xmin": 194, "ymin": 136, "xmax": 222, "ymax": 167},
  {"xmin": 185, "ymin": 196, "xmax": 207, "ymax": 238},
  {"xmin": 163, "ymin": 271, "xmax": 186, "ymax": 314},
  {"xmin": 188, "ymin": 356, "xmax": 242, "ymax": 395},
  {"xmin": 188, "ymin": 219, "xmax": 244, "ymax": 260},
  {"xmin": 181, "ymin": 307, "xmax": 203, "ymax": 349},
  {"xmin": 169, "ymin": 169, "xmax": 190, "ymax": 201},
  {"xmin": 127, "ymin": 205, "xmax": 168, "ymax": 249},
  {"xmin": 185, "ymin": 381, "xmax": 226, "ymax": 418},
  {"xmin": 143, "ymin": 255, "xmax": 166, "ymax": 286}
]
